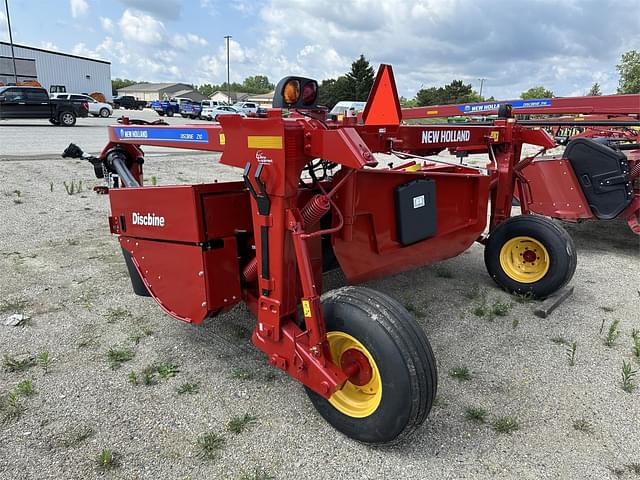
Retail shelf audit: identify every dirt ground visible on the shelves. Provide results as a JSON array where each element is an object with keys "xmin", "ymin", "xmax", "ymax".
[{"xmin": 0, "ymin": 148, "xmax": 639, "ymax": 480}]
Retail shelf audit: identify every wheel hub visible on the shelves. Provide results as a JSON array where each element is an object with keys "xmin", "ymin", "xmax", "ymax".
[
  {"xmin": 499, "ymin": 236, "xmax": 550, "ymax": 283},
  {"xmin": 340, "ymin": 348, "xmax": 373, "ymax": 386}
]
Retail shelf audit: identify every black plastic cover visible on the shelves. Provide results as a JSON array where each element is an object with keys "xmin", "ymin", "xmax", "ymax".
[
  {"xmin": 395, "ymin": 179, "xmax": 437, "ymax": 245},
  {"xmin": 564, "ymin": 138, "xmax": 632, "ymax": 220},
  {"xmin": 121, "ymin": 248, "xmax": 150, "ymax": 297}
]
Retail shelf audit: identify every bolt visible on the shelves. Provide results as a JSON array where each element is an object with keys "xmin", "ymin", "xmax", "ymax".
[
  {"xmin": 201, "ymin": 302, "xmax": 206, "ymax": 307},
  {"xmin": 198, "ymin": 271, "xmax": 204, "ymax": 277},
  {"xmin": 320, "ymin": 382, "xmax": 331, "ymax": 396}
]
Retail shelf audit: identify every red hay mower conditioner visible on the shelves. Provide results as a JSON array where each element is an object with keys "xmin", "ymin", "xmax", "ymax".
[{"xmin": 65, "ymin": 64, "xmax": 626, "ymax": 445}]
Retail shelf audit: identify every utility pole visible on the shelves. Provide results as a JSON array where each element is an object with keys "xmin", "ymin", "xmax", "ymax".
[
  {"xmin": 478, "ymin": 78, "xmax": 486, "ymax": 99},
  {"xmin": 4, "ymin": 0, "xmax": 18, "ymax": 84},
  {"xmin": 224, "ymin": 35, "xmax": 232, "ymax": 105}
]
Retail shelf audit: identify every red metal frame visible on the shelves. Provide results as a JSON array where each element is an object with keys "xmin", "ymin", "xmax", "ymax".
[{"xmin": 95, "ymin": 65, "xmax": 638, "ymax": 402}]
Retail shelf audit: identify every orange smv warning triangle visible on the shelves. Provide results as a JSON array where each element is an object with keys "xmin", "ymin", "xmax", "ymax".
[{"xmin": 362, "ymin": 64, "xmax": 402, "ymax": 127}]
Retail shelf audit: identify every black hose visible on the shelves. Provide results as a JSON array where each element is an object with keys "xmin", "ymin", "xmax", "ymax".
[{"xmin": 108, "ymin": 152, "xmax": 139, "ymax": 187}]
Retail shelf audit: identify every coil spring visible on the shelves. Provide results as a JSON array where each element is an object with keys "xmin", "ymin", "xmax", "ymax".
[{"xmin": 242, "ymin": 194, "xmax": 330, "ymax": 283}]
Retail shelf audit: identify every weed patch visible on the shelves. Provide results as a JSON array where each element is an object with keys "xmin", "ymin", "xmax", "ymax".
[
  {"xmin": 196, "ymin": 432, "xmax": 225, "ymax": 460},
  {"xmin": 227, "ymin": 413, "xmax": 257, "ymax": 434},
  {"xmin": 449, "ymin": 367, "xmax": 472, "ymax": 381},
  {"xmin": 493, "ymin": 416, "xmax": 519, "ymax": 434},
  {"xmin": 106, "ymin": 347, "xmax": 134, "ymax": 370},
  {"xmin": 465, "ymin": 407, "xmax": 487, "ymax": 423}
]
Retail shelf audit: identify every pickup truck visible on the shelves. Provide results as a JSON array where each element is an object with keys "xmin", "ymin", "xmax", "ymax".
[
  {"xmin": 0, "ymin": 86, "xmax": 89, "ymax": 126},
  {"xmin": 179, "ymin": 101, "xmax": 202, "ymax": 119},
  {"xmin": 150, "ymin": 97, "xmax": 192, "ymax": 117},
  {"xmin": 113, "ymin": 95, "xmax": 146, "ymax": 110},
  {"xmin": 232, "ymin": 101, "xmax": 259, "ymax": 115}
]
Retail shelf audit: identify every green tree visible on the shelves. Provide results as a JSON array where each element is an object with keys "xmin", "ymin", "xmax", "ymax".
[
  {"xmin": 197, "ymin": 83, "xmax": 215, "ymax": 97},
  {"xmin": 317, "ymin": 76, "xmax": 353, "ymax": 109},
  {"xmin": 616, "ymin": 50, "xmax": 640, "ymax": 94},
  {"xmin": 520, "ymin": 86, "xmax": 554, "ymax": 99},
  {"xmin": 587, "ymin": 82, "xmax": 602, "ymax": 96},
  {"xmin": 415, "ymin": 87, "xmax": 445, "ymax": 106},
  {"xmin": 242, "ymin": 75, "xmax": 274, "ymax": 93},
  {"xmin": 415, "ymin": 80, "xmax": 482, "ymax": 106},
  {"xmin": 111, "ymin": 78, "xmax": 144, "ymax": 96},
  {"xmin": 345, "ymin": 55, "xmax": 375, "ymax": 101}
]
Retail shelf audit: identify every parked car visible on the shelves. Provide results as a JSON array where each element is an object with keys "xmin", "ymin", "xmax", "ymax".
[
  {"xmin": 179, "ymin": 100, "xmax": 202, "ymax": 119},
  {"xmin": 231, "ymin": 101, "xmax": 259, "ymax": 115},
  {"xmin": 150, "ymin": 97, "xmax": 192, "ymax": 117},
  {"xmin": 0, "ymin": 86, "xmax": 89, "ymax": 126},
  {"xmin": 52, "ymin": 93, "xmax": 112, "ymax": 118},
  {"xmin": 112, "ymin": 95, "xmax": 146, "ymax": 110},
  {"xmin": 329, "ymin": 101, "xmax": 367, "ymax": 120},
  {"xmin": 201, "ymin": 105, "xmax": 246, "ymax": 121},
  {"xmin": 201, "ymin": 100, "xmax": 225, "ymax": 109}
]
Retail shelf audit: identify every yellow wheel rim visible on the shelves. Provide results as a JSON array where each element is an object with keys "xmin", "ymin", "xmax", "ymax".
[
  {"xmin": 327, "ymin": 332, "xmax": 382, "ymax": 418},
  {"xmin": 499, "ymin": 236, "xmax": 550, "ymax": 283}
]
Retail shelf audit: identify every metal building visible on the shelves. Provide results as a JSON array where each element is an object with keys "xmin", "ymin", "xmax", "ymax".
[
  {"xmin": 116, "ymin": 83, "xmax": 207, "ymax": 102},
  {"xmin": 0, "ymin": 42, "xmax": 112, "ymax": 100}
]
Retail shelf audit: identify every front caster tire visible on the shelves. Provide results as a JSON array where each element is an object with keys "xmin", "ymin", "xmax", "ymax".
[
  {"xmin": 484, "ymin": 215, "xmax": 576, "ymax": 299},
  {"xmin": 305, "ymin": 286, "xmax": 437, "ymax": 445}
]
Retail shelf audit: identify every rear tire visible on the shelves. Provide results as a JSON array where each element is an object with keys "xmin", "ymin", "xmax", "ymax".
[
  {"xmin": 157, "ymin": 111, "xmax": 164, "ymax": 116},
  {"xmin": 166, "ymin": 109, "xmax": 174, "ymax": 117},
  {"xmin": 99, "ymin": 108, "xmax": 110, "ymax": 118},
  {"xmin": 305, "ymin": 286, "xmax": 437, "ymax": 445},
  {"xmin": 484, "ymin": 215, "xmax": 576, "ymax": 299},
  {"xmin": 59, "ymin": 111, "xmax": 76, "ymax": 126}
]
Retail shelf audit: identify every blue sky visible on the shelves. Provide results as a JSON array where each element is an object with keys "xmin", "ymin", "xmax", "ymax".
[{"xmin": 1, "ymin": 0, "xmax": 638, "ymax": 99}]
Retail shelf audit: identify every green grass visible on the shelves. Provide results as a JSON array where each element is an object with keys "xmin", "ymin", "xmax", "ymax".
[
  {"xmin": 231, "ymin": 368, "xmax": 254, "ymax": 381},
  {"xmin": 449, "ymin": 366, "xmax": 471, "ymax": 381},
  {"xmin": 491, "ymin": 301, "xmax": 511, "ymax": 317},
  {"xmin": 177, "ymin": 382, "xmax": 199, "ymax": 395},
  {"xmin": 151, "ymin": 176, "xmax": 158, "ymax": 186},
  {"xmin": 463, "ymin": 284, "xmax": 483, "ymax": 300},
  {"xmin": 551, "ymin": 336, "xmax": 569, "ymax": 346},
  {"xmin": 465, "ymin": 407, "xmax": 487, "ymax": 423},
  {"xmin": 157, "ymin": 363, "xmax": 179, "ymax": 380},
  {"xmin": 3, "ymin": 354, "xmax": 36, "ymax": 373},
  {"xmin": 512, "ymin": 319, "xmax": 520, "ymax": 329},
  {"xmin": 127, "ymin": 371, "xmax": 138, "ymax": 385},
  {"xmin": 513, "ymin": 292, "xmax": 534, "ymax": 304},
  {"xmin": 1, "ymin": 391, "xmax": 25, "ymax": 424},
  {"xmin": 632, "ymin": 329, "xmax": 640, "ymax": 358},
  {"xmin": 605, "ymin": 319, "xmax": 620, "ymax": 347},
  {"xmin": 572, "ymin": 419, "xmax": 593, "ymax": 433},
  {"xmin": 141, "ymin": 367, "xmax": 156, "ymax": 386},
  {"xmin": 227, "ymin": 413, "xmax": 257, "ymax": 434},
  {"xmin": 493, "ymin": 416, "xmax": 519, "ymax": 434},
  {"xmin": 621, "ymin": 360, "xmax": 637, "ymax": 393},
  {"xmin": 60, "ymin": 425, "xmax": 94, "ymax": 448},
  {"xmin": 63, "ymin": 179, "xmax": 83, "ymax": 195},
  {"xmin": 96, "ymin": 448, "xmax": 116, "ymax": 470},
  {"xmin": 15, "ymin": 378, "xmax": 35, "ymax": 397},
  {"xmin": 37, "ymin": 351, "xmax": 51, "ymax": 374},
  {"xmin": 106, "ymin": 347, "xmax": 134, "ymax": 370},
  {"xmin": 196, "ymin": 432, "xmax": 225, "ymax": 460}
]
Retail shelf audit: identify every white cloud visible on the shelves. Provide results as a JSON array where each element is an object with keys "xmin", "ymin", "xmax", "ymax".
[
  {"xmin": 40, "ymin": 41, "xmax": 59, "ymax": 51},
  {"xmin": 70, "ymin": 0, "xmax": 89, "ymax": 18},
  {"xmin": 171, "ymin": 32, "xmax": 208, "ymax": 49},
  {"xmin": 100, "ymin": 17, "xmax": 114, "ymax": 32},
  {"xmin": 118, "ymin": 9, "xmax": 165, "ymax": 45}
]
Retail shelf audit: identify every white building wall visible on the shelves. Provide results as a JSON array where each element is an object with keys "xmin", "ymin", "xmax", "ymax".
[{"xmin": 0, "ymin": 43, "xmax": 112, "ymax": 100}]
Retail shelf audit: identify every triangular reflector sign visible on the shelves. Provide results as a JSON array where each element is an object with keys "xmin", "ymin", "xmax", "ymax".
[{"xmin": 362, "ymin": 64, "xmax": 401, "ymax": 126}]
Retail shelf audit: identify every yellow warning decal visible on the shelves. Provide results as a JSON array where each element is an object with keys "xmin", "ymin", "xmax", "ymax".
[
  {"xmin": 219, "ymin": 133, "xmax": 225, "ymax": 145},
  {"xmin": 490, "ymin": 131, "xmax": 499, "ymax": 142},
  {"xmin": 426, "ymin": 110, "xmax": 438, "ymax": 115},
  {"xmin": 247, "ymin": 135, "xmax": 283, "ymax": 149},
  {"xmin": 302, "ymin": 299, "xmax": 312, "ymax": 318}
]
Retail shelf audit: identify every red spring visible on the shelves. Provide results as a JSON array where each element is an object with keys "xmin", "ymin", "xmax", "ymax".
[
  {"xmin": 242, "ymin": 258, "xmax": 258, "ymax": 283},
  {"xmin": 242, "ymin": 195, "xmax": 331, "ymax": 284},
  {"xmin": 300, "ymin": 194, "xmax": 330, "ymax": 226}
]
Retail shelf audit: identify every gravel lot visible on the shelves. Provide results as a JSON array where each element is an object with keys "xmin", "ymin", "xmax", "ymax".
[{"xmin": 0, "ymin": 118, "xmax": 639, "ymax": 479}]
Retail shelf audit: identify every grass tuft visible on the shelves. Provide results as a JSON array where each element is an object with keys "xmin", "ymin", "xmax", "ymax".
[
  {"xmin": 493, "ymin": 416, "xmax": 519, "ymax": 434},
  {"xmin": 141, "ymin": 367, "xmax": 157, "ymax": 386},
  {"xmin": 632, "ymin": 329, "xmax": 640, "ymax": 358},
  {"xmin": 512, "ymin": 319, "xmax": 520, "ymax": 329},
  {"xmin": 63, "ymin": 179, "xmax": 83, "ymax": 196},
  {"xmin": 3, "ymin": 354, "xmax": 35, "ymax": 373},
  {"xmin": 157, "ymin": 363, "xmax": 179, "ymax": 380},
  {"xmin": 196, "ymin": 432, "xmax": 225, "ymax": 460},
  {"xmin": 106, "ymin": 347, "xmax": 134, "ymax": 370},
  {"xmin": 491, "ymin": 301, "xmax": 511, "ymax": 317},
  {"xmin": 465, "ymin": 407, "xmax": 487, "ymax": 423},
  {"xmin": 1, "ymin": 391, "xmax": 25, "ymax": 423},
  {"xmin": 449, "ymin": 366, "xmax": 472, "ymax": 381},
  {"xmin": 605, "ymin": 319, "xmax": 620, "ymax": 347},
  {"xmin": 0, "ymin": 298, "xmax": 28, "ymax": 314},
  {"xmin": 177, "ymin": 382, "xmax": 199, "ymax": 395},
  {"xmin": 551, "ymin": 336, "xmax": 568, "ymax": 346},
  {"xmin": 15, "ymin": 378, "xmax": 35, "ymax": 397},
  {"xmin": 621, "ymin": 360, "xmax": 637, "ymax": 393},
  {"xmin": 572, "ymin": 419, "xmax": 593, "ymax": 433},
  {"xmin": 227, "ymin": 413, "xmax": 257, "ymax": 434},
  {"xmin": 105, "ymin": 306, "xmax": 131, "ymax": 323},
  {"xmin": 96, "ymin": 448, "xmax": 116, "ymax": 470},
  {"xmin": 513, "ymin": 292, "xmax": 534, "ymax": 304},
  {"xmin": 127, "ymin": 371, "xmax": 138, "ymax": 385},
  {"xmin": 37, "ymin": 351, "xmax": 51, "ymax": 374},
  {"xmin": 231, "ymin": 368, "xmax": 254, "ymax": 381},
  {"xmin": 463, "ymin": 284, "xmax": 483, "ymax": 300}
]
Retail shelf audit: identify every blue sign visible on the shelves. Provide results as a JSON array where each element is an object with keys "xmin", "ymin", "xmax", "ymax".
[
  {"xmin": 459, "ymin": 99, "xmax": 552, "ymax": 114},
  {"xmin": 116, "ymin": 128, "xmax": 209, "ymax": 143}
]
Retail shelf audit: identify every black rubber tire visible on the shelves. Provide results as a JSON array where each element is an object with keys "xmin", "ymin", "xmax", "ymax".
[
  {"xmin": 166, "ymin": 109, "xmax": 174, "ymax": 117},
  {"xmin": 99, "ymin": 108, "xmax": 110, "ymax": 118},
  {"xmin": 214, "ymin": 114, "xmax": 220, "ymax": 122},
  {"xmin": 157, "ymin": 111, "xmax": 164, "ymax": 116},
  {"xmin": 59, "ymin": 111, "xmax": 76, "ymax": 126},
  {"xmin": 484, "ymin": 214, "xmax": 577, "ymax": 299},
  {"xmin": 305, "ymin": 286, "xmax": 437, "ymax": 445}
]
